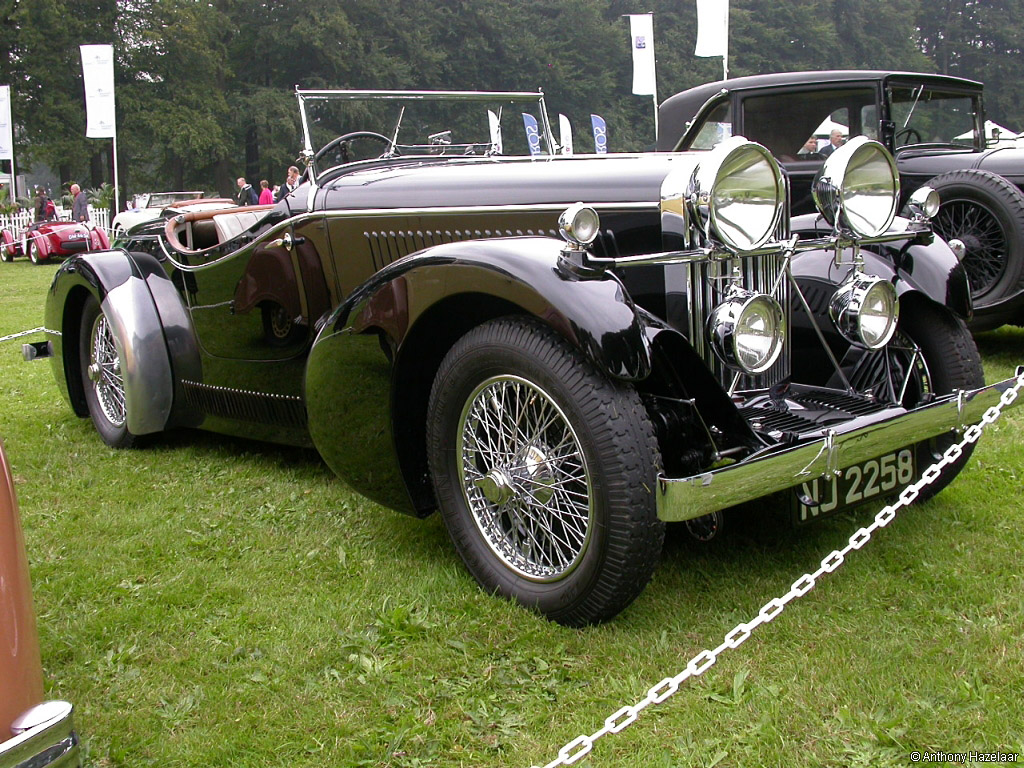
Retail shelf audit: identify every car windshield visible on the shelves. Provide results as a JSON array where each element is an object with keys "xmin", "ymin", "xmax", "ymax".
[
  {"xmin": 889, "ymin": 86, "xmax": 979, "ymax": 148},
  {"xmin": 296, "ymin": 89, "xmax": 557, "ymax": 180},
  {"xmin": 146, "ymin": 192, "xmax": 203, "ymax": 208}
]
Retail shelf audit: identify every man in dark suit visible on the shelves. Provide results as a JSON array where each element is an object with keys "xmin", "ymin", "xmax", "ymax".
[
  {"xmin": 274, "ymin": 166, "xmax": 301, "ymax": 202},
  {"xmin": 819, "ymin": 129, "xmax": 845, "ymax": 158},
  {"xmin": 236, "ymin": 177, "xmax": 258, "ymax": 206}
]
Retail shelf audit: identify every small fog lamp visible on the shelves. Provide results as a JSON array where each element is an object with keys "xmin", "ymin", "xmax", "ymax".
[
  {"xmin": 830, "ymin": 272, "xmax": 900, "ymax": 349},
  {"xmin": 707, "ymin": 288, "xmax": 786, "ymax": 374}
]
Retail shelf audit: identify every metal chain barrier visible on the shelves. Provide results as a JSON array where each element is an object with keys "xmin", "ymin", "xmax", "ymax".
[
  {"xmin": 531, "ymin": 370, "xmax": 1024, "ymax": 768},
  {"xmin": 0, "ymin": 326, "xmax": 47, "ymax": 344}
]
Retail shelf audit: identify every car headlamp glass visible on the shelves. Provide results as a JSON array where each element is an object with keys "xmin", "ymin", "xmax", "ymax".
[
  {"xmin": 813, "ymin": 136, "xmax": 900, "ymax": 238},
  {"xmin": 690, "ymin": 137, "xmax": 785, "ymax": 253},
  {"xmin": 558, "ymin": 203, "xmax": 600, "ymax": 246},
  {"xmin": 829, "ymin": 271, "xmax": 900, "ymax": 349},
  {"xmin": 707, "ymin": 289, "xmax": 786, "ymax": 374}
]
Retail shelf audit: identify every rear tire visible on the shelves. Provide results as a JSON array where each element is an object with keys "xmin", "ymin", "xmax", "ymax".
[
  {"xmin": 79, "ymin": 295, "xmax": 137, "ymax": 448},
  {"xmin": 426, "ymin": 317, "xmax": 664, "ymax": 626},
  {"xmin": 927, "ymin": 169, "xmax": 1024, "ymax": 306},
  {"xmin": 27, "ymin": 237, "xmax": 44, "ymax": 264},
  {"xmin": 1, "ymin": 230, "xmax": 14, "ymax": 261}
]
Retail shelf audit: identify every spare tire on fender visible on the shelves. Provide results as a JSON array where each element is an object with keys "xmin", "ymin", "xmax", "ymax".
[{"xmin": 927, "ymin": 169, "xmax": 1024, "ymax": 311}]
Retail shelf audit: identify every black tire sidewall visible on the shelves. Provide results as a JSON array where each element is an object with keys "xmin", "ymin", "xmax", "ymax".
[
  {"xmin": 897, "ymin": 299, "xmax": 984, "ymax": 500},
  {"xmin": 427, "ymin": 318, "xmax": 662, "ymax": 625}
]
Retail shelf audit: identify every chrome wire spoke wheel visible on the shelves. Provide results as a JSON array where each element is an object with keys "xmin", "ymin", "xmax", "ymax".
[
  {"xmin": 850, "ymin": 329, "xmax": 933, "ymax": 408},
  {"xmin": 456, "ymin": 375, "xmax": 593, "ymax": 582},
  {"xmin": 932, "ymin": 198, "xmax": 1005, "ymax": 297},
  {"xmin": 87, "ymin": 313, "xmax": 127, "ymax": 428}
]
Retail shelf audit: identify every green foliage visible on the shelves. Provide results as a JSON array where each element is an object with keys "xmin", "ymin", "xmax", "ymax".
[
  {"xmin": 87, "ymin": 181, "xmax": 115, "ymax": 209},
  {"xmin": 0, "ymin": 184, "xmax": 19, "ymax": 214},
  {"xmin": 6, "ymin": 0, "xmax": 1024, "ymax": 197}
]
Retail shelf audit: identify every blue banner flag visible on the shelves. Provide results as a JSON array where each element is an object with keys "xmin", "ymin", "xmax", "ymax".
[
  {"xmin": 591, "ymin": 114, "xmax": 608, "ymax": 154},
  {"xmin": 522, "ymin": 113, "xmax": 541, "ymax": 156}
]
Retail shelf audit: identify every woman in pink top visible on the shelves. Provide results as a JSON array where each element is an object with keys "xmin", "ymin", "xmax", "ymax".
[{"xmin": 258, "ymin": 179, "xmax": 273, "ymax": 205}]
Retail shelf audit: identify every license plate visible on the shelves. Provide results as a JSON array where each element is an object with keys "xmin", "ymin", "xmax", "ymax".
[
  {"xmin": 67, "ymin": 232, "xmax": 87, "ymax": 239},
  {"xmin": 794, "ymin": 448, "xmax": 916, "ymax": 524}
]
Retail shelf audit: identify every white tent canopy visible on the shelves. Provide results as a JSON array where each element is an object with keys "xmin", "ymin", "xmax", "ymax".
[
  {"xmin": 955, "ymin": 119, "xmax": 1018, "ymax": 145},
  {"xmin": 814, "ymin": 117, "xmax": 848, "ymax": 137}
]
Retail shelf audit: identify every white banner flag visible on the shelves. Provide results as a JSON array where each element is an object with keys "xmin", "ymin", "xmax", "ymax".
[
  {"xmin": 628, "ymin": 14, "xmax": 657, "ymax": 97},
  {"xmin": 558, "ymin": 114, "xmax": 573, "ymax": 155},
  {"xmin": 80, "ymin": 44, "xmax": 116, "ymax": 138},
  {"xmin": 487, "ymin": 110, "xmax": 503, "ymax": 155},
  {"xmin": 695, "ymin": 0, "xmax": 729, "ymax": 58},
  {"xmin": 0, "ymin": 86, "xmax": 13, "ymax": 161}
]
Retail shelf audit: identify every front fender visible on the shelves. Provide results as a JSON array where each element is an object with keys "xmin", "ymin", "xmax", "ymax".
[
  {"xmin": 306, "ymin": 237, "xmax": 654, "ymax": 516},
  {"xmin": 790, "ymin": 220, "xmax": 972, "ymax": 319},
  {"xmin": 45, "ymin": 249, "xmax": 202, "ymax": 434}
]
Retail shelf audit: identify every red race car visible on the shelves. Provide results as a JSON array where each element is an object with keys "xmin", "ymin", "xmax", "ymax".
[{"xmin": 2, "ymin": 219, "xmax": 109, "ymax": 264}]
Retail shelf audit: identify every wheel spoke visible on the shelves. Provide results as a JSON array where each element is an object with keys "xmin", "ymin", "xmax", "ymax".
[{"xmin": 457, "ymin": 375, "xmax": 592, "ymax": 582}]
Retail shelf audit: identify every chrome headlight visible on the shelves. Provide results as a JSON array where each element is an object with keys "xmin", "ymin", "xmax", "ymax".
[
  {"xmin": 829, "ymin": 271, "xmax": 900, "ymax": 349},
  {"xmin": 813, "ymin": 136, "xmax": 900, "ymax": 238},
  {"xmin": 689, "ymin": 136, "xmax": 785, "ymax": 253},
  {"xmin": 707, "ymin": 288, "xmax": 786, "ymax": 374},
  {"xmin": 558, "ymin": 203, "xmax": 600, "ymax": 246}
]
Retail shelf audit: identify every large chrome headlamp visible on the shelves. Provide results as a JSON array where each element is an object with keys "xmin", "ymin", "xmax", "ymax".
[
  {"xmin": 830, "ymin": 271, "xmax": 900, "ymax": 349},
  {"xmin": 813, "ymin": 136, "xmax": 900, "ymax": 238},
  {"xmin": 689, "ymin": 136, "xmax": 786, "ymax": 253},
  {"xmin": 707, "ymin": 287, "xmax": 786, "ymax": 374}
]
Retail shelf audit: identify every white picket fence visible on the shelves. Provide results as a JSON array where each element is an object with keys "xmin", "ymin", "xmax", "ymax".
[{"xmin": 0, "ymin": 206, "xmax": 111, "ymax": 234}]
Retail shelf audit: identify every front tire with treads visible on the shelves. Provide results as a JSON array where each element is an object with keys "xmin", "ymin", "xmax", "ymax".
[{"xmin": 426, "ymin": 316, "xmax": 664, "ymax": 626}]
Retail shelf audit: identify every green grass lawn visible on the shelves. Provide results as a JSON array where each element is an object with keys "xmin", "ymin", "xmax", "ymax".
[{"xmin": 2, "ymin": 259, "xmax": 1022, "ymax": 767}]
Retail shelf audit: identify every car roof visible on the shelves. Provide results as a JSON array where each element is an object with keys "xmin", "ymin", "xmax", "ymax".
[{"xmin": 658, "ymin": 70, "xmax": 984, "ymax": 151}]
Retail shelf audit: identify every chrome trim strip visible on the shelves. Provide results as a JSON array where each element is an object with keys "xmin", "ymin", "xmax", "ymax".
[
  {"xmin": 0, "ymin": 701, "xmax": 79, "ymax": 768},
  {"xmin": 656, "ymin": 373, "xmax": 1024, "ymax": 522}
]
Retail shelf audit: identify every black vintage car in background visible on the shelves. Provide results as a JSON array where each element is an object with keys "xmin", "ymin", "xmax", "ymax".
[
  {"xmin": 659, "ymin": 70, "xmax": 1024, "ymax": 330},
  {"xmin": 39, "ymin": 89, "xmax": 1022, "ymax": 625}
]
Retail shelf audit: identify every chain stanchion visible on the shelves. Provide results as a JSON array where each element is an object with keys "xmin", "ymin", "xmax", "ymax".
[{"xmin": 530, "ymin": 371, "xmax": 1024, "ymax": 768}]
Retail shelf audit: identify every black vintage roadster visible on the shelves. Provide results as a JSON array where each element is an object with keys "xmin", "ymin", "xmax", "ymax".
[{"xmin": 41, "ymin": 89, "xmax": 1022, "ymax": 625}]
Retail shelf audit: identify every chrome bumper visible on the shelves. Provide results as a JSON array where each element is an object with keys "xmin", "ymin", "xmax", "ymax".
[
  {"xmin": 657, "ymin": 369, "xmax": 1024, "ymax": 522},
  {"xmin": 0, "ymin": 701, "xmax": 80, "ymax": 768}
]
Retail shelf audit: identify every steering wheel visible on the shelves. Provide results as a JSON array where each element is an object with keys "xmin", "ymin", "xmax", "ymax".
[
  {"xmin": 895, "ymin": 127, "xmax": 922, "ymax": 145},
  {"xmin": 314, "ymin": 131, "xmax": 398, "ymax": 165}
]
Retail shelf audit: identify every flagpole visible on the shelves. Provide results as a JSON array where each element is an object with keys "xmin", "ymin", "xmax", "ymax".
[
  {"xmin": 723, "ymin": 5, "xmax": 729, "ymax": 80},
  {"xmin": 112, "ymin": 134, "xmax": 119, "ymax": 215}
]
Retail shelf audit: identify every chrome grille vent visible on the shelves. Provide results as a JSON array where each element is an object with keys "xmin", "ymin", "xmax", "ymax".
[{"xmin": 686, "ymin": 251, "xmax": 791, "ymax": 390}]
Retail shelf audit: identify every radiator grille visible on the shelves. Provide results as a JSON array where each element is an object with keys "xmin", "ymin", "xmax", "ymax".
[{"xmin": 686, "ymin": 251, "xmax": 791, "ymax": 390}]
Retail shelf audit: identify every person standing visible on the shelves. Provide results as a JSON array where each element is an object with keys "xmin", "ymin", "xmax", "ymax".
[
  {"xmin": 70, "ymin": 184, "xmax": 89, "ymax": 222},
  {"xmin": 33, "ymin": 187, "xmax": 48, "ymax": 221},
  {"xmin": 274, "ymin": 166, "xmax": 301, "ymax": 202},
  {"xmin": 236, "ymin": 177, "xmax": 258, "ymax": 206},
  {"xmin": 819, "ymin": 129, "xmax": 845, "ymax": 158},
  {"xmin": 258, "ymin": 179, "xmax": 273, "ymax": 205}
]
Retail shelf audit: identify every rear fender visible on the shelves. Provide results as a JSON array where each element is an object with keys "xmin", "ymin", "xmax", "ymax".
[{"xmin": 45, "ymin": 249, "xmax": 201, "ymax": 433}]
